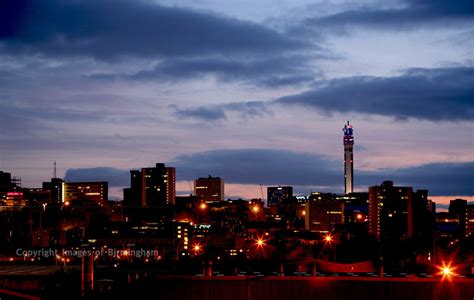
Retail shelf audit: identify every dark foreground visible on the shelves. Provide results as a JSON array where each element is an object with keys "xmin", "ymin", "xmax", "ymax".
[
  {"xmin": 151, "ymin": 276, "xmax": 474, "ymax": 300},
  {"xmin": 2, "ymin": 273, "xmax": 474, "ymax": 300}
]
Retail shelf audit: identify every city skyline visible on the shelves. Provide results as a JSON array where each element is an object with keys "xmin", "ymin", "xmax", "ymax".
[{"xmin": 1, "ymin": 0, "xmax": 473, "ymax": 204}]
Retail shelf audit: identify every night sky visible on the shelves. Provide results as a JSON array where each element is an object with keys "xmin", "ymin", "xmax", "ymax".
[{"xmin": 1, "ymin": 0, "xmax": 473, "ymax": 204}]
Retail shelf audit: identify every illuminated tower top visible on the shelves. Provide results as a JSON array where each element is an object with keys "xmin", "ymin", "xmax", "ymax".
[
  {"xmin": 343, "ymin": 121, "xmax": 354, "ymax": 145},
  {"xmin": 343, "ymin": 121, "xmax": 354, "ymax": 194}
]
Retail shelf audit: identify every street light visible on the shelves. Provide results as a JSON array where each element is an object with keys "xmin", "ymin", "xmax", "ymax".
[
  {"xmin": 324, "ymin": 234, "xmax": 333, "ymax": 244},
  {"xmin": 193, "ymin": 243, "xmax": 203, "ymax": 255},
  {"xmin": 437, "ymin": 261, "xmax": 457, "ymax": 280},
  {"xmin": 196, "ymin": 202, "xmax": 208, "ymax": 224},
  {"xmin": 252, "ymin": 205, "xmax": 259, "ymax": 221},
  {"xmin": 323, "ymin": 234, "xmax": 336, "ymax": 261}
]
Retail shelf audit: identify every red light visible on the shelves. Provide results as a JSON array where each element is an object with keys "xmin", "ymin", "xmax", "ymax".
[{"xmin": 7, "ymin": 192, "xmax": 23, "ymax": 196}]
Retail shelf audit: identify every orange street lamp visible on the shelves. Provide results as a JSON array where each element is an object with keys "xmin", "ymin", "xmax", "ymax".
[
  {"xmin": 437, "ymin": 261, "xmax": 457, "ymax": 280},
  {"xmin": 200, "ymin": 202, "xmax": 207, "ymax": 210},
  {"xmin": 324, "ymin": 234, "xmax": 333, "ymax": 243}
]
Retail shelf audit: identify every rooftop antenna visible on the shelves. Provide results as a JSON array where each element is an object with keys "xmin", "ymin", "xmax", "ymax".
[{"xmin": 53, "ymin": 161, "xmax": 57, "ymax": 179}]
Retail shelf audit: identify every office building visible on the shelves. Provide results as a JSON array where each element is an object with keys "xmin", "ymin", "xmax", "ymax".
[
  {"xmin": 64, "ymin": 181, "xmax": 108, "ymax": 206},
  {"xmin": 42, "ymin": 178, "xmax": 65, "ymax": 204},
  {"xmin": 267, "ymin": 186, "xmax": 293, "ymax": 206},
  {"xmin": 467, "ymin": 204, "xmax": 474, "ymax": 236},
  {"xmin": 449, "ymin": 199, "xmax": 468, "ymax": 237},
  {"xmin": 194, "ymin": 176, "xmax": 224, "ymax": 202},
  {"xmin": 124, "ymin": 163, "xmax": 176, "ymax": 207},
  {"xmin": 368, "ymin": 181, "xmax": 413, "ymax": 241},
  {"xmin": 305, "ymin": 199, "xmax": 344, "ymax": 233}
]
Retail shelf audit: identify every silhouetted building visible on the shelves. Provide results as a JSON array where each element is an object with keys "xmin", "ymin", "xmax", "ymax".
[
  {"xmin": 124, "ymin": 163, "xmax": 176, "ymax": 207},
  {"xmin": 267, "ymin": 186, "xmax": 293, "ymax": 206},
  {"xmin": 368, "ymin": 181, "xmax": 413, "ymax": 241},
  {"xmin": 42, "ymin": 178, "xmax": 65, "ymax": 204},
  {"xmin": 411, "ymin": 189, "xmax": 435, "ymax": 250},
  {"xmin": 64, "ymin": 182, "xmax": 108, "ymax": 206},
  {"xmin": 436, "ymin": 212, "xmax": 460, "ymax": 238},
  {"xmin": 343, "ymin": 121, "xmax": 354, "ymax": 194},
  {"xmin": 194, "ymin": 176, "xmax": 224, "ymax": 202},
  {"xmin": 337, "ymin": 192, "xmax": 368, "ymax": 224},
  {"xmin": 305, "ymin": 199, "xmax": 344, "ymax": 233},
  {"xmin": 449, "ymin": 199, "xmax": 468, "ymax": 237},
  {"xmin": 467, "ymin": 204, "xmax": 474, "ymax": 237}
]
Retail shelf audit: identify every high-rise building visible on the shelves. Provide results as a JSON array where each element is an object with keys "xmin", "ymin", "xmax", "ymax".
[
  {"xmin": 305, "ymin": 199, "xmax": 344, "ymax": 233},
  {"xmin": 42, "ymin": 178, "xmax": 65, "ymax": 204},
  {"xmin": 267, "ymin": 186, "xmax": 293, "ymax": 206},
  {"xmin": 368, "ymin": 181, "xmax": 413, "ymax": 241},
  {"xmin": 343, "ymin": 121, "xmax": 354, "ymax": 194},
  {"xmin": 194, "ymin": 175, "xmax": 224, "ymax": 202},
  {"xmin": 449, "ymin": 199, "xmax": 468, "ymax": 237},
  {"xmin": 124, "ymin": 163, "xmax": 176, "ymax": 207},
  {"xmin": 64, "ymin": 181, "xmax": 108, "ymax": 206},
  {"xmin": 467, "ymin": 204, "xmax": 474, "ymax": 237}
]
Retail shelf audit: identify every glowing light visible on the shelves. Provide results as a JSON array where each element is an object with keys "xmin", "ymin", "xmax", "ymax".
[
  {"xmin": 324, "ymin": 234, "xmax": 333, "ymax": 243},
  {"xmin": 256, "ymin": 237, "xmax": 265, "ymax": 248},
  {"xmin": 252, "ymin": 206, "xmax": 259, "ymax": 213},
  {"xmin": 302, "ymin": 210, "xmax": 306, "ymax": 216},
  {"xmin": 64, "ymin": 201, "xmax": 70, "ymax": 206},
  {"xmin": 437, "ymin": 261, "xmax": 458, "ymax": 280},
  {"xmin": 193, "ymin": 244, "xmax": 201, "ymax": 252},
  {"xmin": 200, "ymin": 202, "xmax": 207, "ymax": 210},
  {"xmin": 356, "ymin": 214, "xmax": 363, "ymax": 220}
]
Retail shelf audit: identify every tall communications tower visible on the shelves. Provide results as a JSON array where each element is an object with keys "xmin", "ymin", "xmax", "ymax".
[{"xmin": 343, "ymin": 121, "xmax": 354, "ymax": 194}]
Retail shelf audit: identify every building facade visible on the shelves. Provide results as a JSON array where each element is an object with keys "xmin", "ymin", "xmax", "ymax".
[
  {"xmin": 64, "ymin": 181, "xmax": 108, "ymax": 206},
  {"xmin": 124, "ymin": 163, "xmax": 176, "ymax": 207},
  {"xmin": 305, "ymin": 199, "xmax": 344, "ymax": 233},
  {"xmin": 194, "ymin": 176, "xmax": 224, "ymax": 202},
  {"xmin": 368, "ymin": 181, "xmax": 413, "ymax": 241},
  {"xmin": 267, "ymin": 186, "xmax": 293, "ymax": 207}
]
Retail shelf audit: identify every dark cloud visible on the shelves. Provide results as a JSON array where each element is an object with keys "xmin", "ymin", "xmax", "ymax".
[
  {"xmin": 361, "ymin": 162, "xmax": 474, "ymax": 195},
  {"xmin": 0, "ymin": 0, "xmax": 307, "ymax": 60},
  {"xmin": 64, "ymin": 149, "xmax": 474, "ymax": 196},
  {"xmin": 303, "ymin": 0, "xmax": 474, "ymax": 32},
  {"xmin": 91, "ymin": 55, "xmax": 318, "ymax": 87},
  {"xmin": 171, "ymin": 101, "xmax": 271, "ymax": 121},
  {"xmin": 171, "ymin": 149, "xmax": 473, "ymax": 195},
  {"xmin": 171, "ymin": 105, "xmax": 227, "ymax": 121},
  {"xmin": 172, "ymin": 149, "xmax": 340, "ymax": 186},
  {"xmin": 276, "ymin": 67, "xmax": 474, "ymax": 121},
  {"xmin": 64, "ymin": 167, "xmax": 129, "ymax": 187}
]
